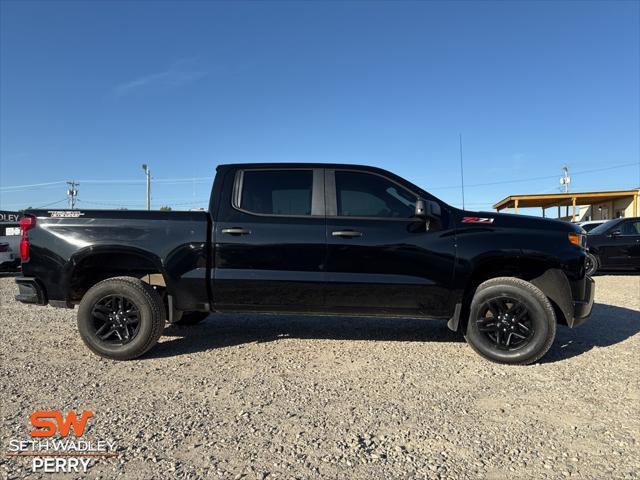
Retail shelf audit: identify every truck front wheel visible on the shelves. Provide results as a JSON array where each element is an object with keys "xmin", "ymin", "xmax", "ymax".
[
  {"xmin": 464, "ymin": 277, "xmax": 556, "ymax": 365},
  {"xmin": 585, "ymin": 252, "xmax": 599, "ymax": 276},
  {"xmin": 77, "ymin": 276, "xmax": 166, "ymax": 360}
]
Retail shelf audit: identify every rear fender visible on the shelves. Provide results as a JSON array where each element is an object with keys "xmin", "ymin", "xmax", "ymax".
[{"xmin": 64, "ymin": 245, "xmax": 168, "ymax": 299}]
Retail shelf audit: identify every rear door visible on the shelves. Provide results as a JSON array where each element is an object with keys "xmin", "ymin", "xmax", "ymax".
[
  {"xmin": 212, "ymin": 167, "xmax": 326, "ymax": 312},
  {"xmin": 323, "ymin": 169, "xmax": 456, "ymax": 317}
]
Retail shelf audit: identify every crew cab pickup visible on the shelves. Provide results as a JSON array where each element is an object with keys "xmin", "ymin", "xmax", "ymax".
[{"xmin": 16, "ymin": 164, "xmax": 594, "ymax": 364}]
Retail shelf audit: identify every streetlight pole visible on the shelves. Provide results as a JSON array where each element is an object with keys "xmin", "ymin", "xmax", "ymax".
[{"xmin": 142, "ymin": 164, "xmax": 151, "ymax": 210}]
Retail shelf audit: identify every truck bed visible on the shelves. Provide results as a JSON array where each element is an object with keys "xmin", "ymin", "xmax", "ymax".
[{"xmin": 19, "ymin": 209, "xmax": 210, "ymax": 311}]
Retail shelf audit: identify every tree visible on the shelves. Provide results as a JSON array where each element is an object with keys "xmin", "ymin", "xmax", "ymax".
[{"xmin": 159, "ymin": 205, "xmax": 172, "ymax": 211}]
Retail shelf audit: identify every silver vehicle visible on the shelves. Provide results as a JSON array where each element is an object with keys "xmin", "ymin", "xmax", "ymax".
[
  {"xmin": 0, "ymin": 242, "xmax": 18, "ymax": 271},
  {"xmin": 577, "ymin": 219, "xmax": 609, "ymax": 233},
  {"xmin": 0, "ymin": 211, "xmax": 22, "ymax": 271}
]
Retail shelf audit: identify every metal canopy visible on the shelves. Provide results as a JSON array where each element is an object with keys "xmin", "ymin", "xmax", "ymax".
[{"xmin": 493, "ymin": 189, "xmax": 639, "ymax": 211}]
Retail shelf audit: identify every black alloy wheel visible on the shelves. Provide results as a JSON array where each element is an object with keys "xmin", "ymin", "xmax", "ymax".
[
  {"xmin": 585, "ymin": 252, "xmax": 598, "ymax": 276},
  {"xmin": 78, "ymin": 276, "xmax": 166, "ymax": 360},
  {"xmin": 91, "ymin": 295, "xmax": 141, "ymax": 345},
  {"xmin": 464, "ymin": 277, "xmax": 556, "ymax": 365},
  {"xmin": 476, "ymin": 296, "xmax": 534, "ymax": 350}
]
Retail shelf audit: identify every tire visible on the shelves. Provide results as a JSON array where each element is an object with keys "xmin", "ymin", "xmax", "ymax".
[
  {"xmin": 585, "ymin": 252, "xmax": 599, "ymax": 276},
  {"xmin": 173, "ymin": 311, "xmax": 209, "ymax": 325},
  {"xmin": 464, "ymin": 277, "xmax": 556, "ymax": 365},
  {"xmin": 77, "ymin": 276, "xmax": 166, "ymax": 360}
]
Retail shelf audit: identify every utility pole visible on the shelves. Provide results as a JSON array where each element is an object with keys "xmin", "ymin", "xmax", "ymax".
[
  {"xmin": 560, "ymin": 165, "xmax": 570, "ymax": 193},
  {"xmin": 560, "ymin": 165, "xmax": 571, "ymax": 219},
  {"xmin": 142, "ymin": 164, "xmax": 151, "ymax": 210},
  {"xmin": 66, "ymin": 181, "xmax": 79, "ymax": 209}
]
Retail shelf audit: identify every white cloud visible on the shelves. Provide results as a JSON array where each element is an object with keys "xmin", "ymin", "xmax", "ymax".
[{"xmin": 113, "ymin": 58, "xmax": 205, "ymax": 96}]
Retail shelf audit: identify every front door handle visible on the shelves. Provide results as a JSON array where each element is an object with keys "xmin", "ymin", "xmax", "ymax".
[
  {"xmin": 332, "ymin": 230, "xmax": 362, "ymax": 238},
  {"xmin": 221, "ymin": 227, "xmax": 251, "ymax": 235}
]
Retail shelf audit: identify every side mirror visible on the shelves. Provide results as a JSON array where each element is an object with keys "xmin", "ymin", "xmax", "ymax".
[
  {"xmin": 414, "ymin": 199, "xmax": 441, "ymax": 218},
  {"xmin": 428, "ymin": 200, "xmax": 441, "ymax": 217},
  {"xmin": 609, "ymin": 229, "xmax": 621, "ymax": 237}
]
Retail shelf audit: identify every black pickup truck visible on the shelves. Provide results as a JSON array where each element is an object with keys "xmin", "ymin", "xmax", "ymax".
[{"xmin": 16, "ymin": 163, "xmax": 594, "ymax": 364}]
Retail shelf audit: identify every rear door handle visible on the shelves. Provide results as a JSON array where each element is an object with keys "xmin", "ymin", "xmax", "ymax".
[
  {"xmin": 221, "ymin": 227, "xmax": 251, "ymax": 235},
  {"xmin": 332, "ymin": 230, "xmax": 362, "ymax": 238}
]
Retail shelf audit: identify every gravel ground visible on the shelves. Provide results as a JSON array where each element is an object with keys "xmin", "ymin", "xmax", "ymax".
[{"xmin": 1, "ymin": 274, "xmax": 638, "ymax": 480}]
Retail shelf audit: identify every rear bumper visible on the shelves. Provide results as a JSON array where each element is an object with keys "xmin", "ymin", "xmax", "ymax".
[
  {"xmin": 0, "ymin": 258, "xmax": 20, "ymax": 272},
  {"xmin": 571, "ymin": 275, "xmax": 595, "ymax": 327},
  {"xmin": 15, "ymin": 277, "xmax": 47, "ymax": 305}
]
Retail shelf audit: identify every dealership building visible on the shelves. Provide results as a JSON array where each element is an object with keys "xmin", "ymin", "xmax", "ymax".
[{"xmin": 493, "ymin": 189, "xmax": 640, "ymax": 222}]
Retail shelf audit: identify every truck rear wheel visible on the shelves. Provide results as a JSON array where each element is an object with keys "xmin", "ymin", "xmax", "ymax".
[
  {"xmin": 77, "ymin": 276, "xmax": 166, "ymax": 360},
  {"xmin": 464, "ymin": 277, "xmax": 556, "ymax": 365}
]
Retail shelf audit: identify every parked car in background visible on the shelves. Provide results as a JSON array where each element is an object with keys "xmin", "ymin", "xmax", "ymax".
[
  {"xmin": 585, "ymin": 217, "xmax": 640, "ymax": 275},
  {"xmin": 0, "ymin": 243, "xmax": 19, "ymax": 271},
  {"xmin": 0, "ymin": 211, "xmax": 21, "ymax": 272},
  {"xmin": 576, "ymin": 219, "xmax": 608, "ymax": 232}
]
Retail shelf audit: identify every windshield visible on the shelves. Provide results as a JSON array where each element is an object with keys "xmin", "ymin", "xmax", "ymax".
[
  {"xmin": 588, "ymin": 220, "xmax": 617, "ymax": 235},
  {"xmin": 581, "ymin": 223, "xmax": 602, "ymax": 232}
]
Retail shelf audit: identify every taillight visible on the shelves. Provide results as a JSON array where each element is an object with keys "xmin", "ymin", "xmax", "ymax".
[
  {"xmin": 20, "ymin": 238, "xmax": 30, "ymax": 261},
  {"xmin": 19, "ymin": 215, "xmax": 36, "ymax": 261},
  {"xmin": 20, "ymin": 216, "xmax": 36, "ymax": 234}
]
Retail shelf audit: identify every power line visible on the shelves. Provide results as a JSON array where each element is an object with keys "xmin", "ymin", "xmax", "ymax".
[
  {"xmin": 35, "ymin": 198, "xmax": 69, "ymax": 209},
  {"xmin": 0, "ymin": 180, "xmax": 67, "ymax": 191},
  {"xmin": 77, "ymin": 199, "xmax": 146, "ymax": 208},
  {"xmin": 4, "ymin": 162, "xmax": 636, "ymax": 192},
  {"xmin": 77, "ymin": 198, "xmax": 209, "ymax": 208},
  {"xmin": 1, "ymin": 160, "xmax": 638, "ymax": 212},
  {"xmin": 0, "ymin": 176, "xmax": 214, "ymax": 191},
  {"xmin": 427, "ymin": 161, "xmax": 639, "ymax": 190}
]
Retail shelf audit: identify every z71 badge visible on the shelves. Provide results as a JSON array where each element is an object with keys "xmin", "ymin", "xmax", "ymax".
[{"xmin": 462, "ymin": 216, "xmax": 494, "ymax": 224}]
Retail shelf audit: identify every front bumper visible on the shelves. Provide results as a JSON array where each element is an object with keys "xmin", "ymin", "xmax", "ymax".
[
  {"xmin": 571, "ymin": 275, "xmax": 595, "ymax": 327},
  {"xmin": 15, "ymin": 277, "xmax": 47, "ymax": 305}
]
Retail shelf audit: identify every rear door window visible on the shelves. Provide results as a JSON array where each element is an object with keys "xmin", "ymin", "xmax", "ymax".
[{"xmin": 239, "ymin": 170, "xmax": 313, "ymax": 216}]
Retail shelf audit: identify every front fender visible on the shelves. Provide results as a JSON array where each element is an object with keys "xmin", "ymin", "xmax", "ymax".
[{"xmin": 530, "ymin": 268, "xmax": 575, "ymax": 327}]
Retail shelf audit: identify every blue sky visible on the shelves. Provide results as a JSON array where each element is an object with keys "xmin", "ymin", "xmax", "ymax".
[{"xmin": 1, "ymin": 0, "xmax": 639, "ymax": 213}]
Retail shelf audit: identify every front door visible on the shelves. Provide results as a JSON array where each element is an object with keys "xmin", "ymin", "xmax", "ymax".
[
  {"xmin": 323, "ymin": 169, "xmax": 456, "ymax": 317},
  {"xmin": 213, "ymin": 168, "xmax": 326, "ymax": 312},
  {"xmin": 609, "ymin": 220, "xmax": 640, "ymax": 268}
]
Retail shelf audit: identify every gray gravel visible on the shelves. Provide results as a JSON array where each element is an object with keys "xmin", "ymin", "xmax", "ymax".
[{"xmin": 1, "ymin": 274, "xmax": 638, "ymax": 479}]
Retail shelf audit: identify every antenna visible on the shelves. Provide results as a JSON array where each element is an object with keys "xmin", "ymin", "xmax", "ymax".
[
  {"xmin": 459, "ymin": 133, "xmax": 465, "ymax": 210},
  {"xmin": 66, "ymin": 180, "xmax": 79, "ymax": 209},
  {"xmin": 560, "ymin": 164, "xmax": 571, "ymax": 193}
]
